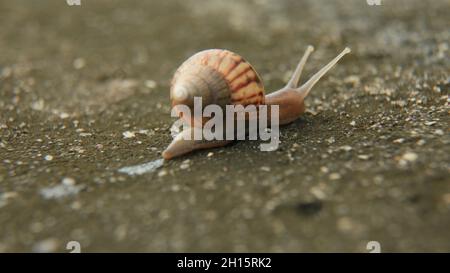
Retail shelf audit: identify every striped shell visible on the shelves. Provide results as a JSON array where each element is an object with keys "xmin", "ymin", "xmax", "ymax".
[{"xmin": 170, "ymin": 49, "xmax": 265, "ymax": 124}]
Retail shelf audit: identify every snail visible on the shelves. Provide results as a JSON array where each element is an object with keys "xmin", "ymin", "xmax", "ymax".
[{"xmin": 162, "ymin": 46, "xmax": 351, "ymax": 160}]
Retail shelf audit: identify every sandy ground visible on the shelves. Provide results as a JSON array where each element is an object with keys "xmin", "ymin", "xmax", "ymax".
[{"xmin": 0, "ymin": 0, "xmax": 449, "ymax": 252}]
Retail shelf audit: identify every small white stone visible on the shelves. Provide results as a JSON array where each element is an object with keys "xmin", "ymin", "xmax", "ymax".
[
  {"xmin": 62, "ymin": 177, "xmax": 76, "ymax": 186},
  {"xmin": 59, "ymin": 112, "xmax": 70, "ymax": 119},
  {"xmin": 158, "ymin": 169, "xmax": 168, "ymax": 177},
  {"xmin": 434, "ymin": 129, "xmax": 444, "ymax": 136},
  {"xmin": 2, "ymin": 192, "xmax": 18, "ymax": 199},
  {"xmin": 344, "ymin": 75, "xmax": 361, "ymax": 86},
  {"xmin": 401, "ymin": 152, "xmax": 418, "ymax": 162},
  {"xmin": 73, "ymin": 58, "xmax": 86, "ymax": 69},
  {"xmin": 122, "ymin": 131, "xmax": 135, "ymax": 139},
  {"xmin": 339, "ymin": 145, "xmax": 352, "ymax": 152},
  {"xmin": 350, "ymin": 120, "xmax": 356, "ymax": 126},
  {"xmin": 260, "ymin": 166, "xmax": 271, "ymax": 172},
  {"xmin": 425, "ymin": 121, "xmax": 437, "ymax": 126},
  {"xmin": 358, "ymin": 154, "xmax": 370, "ymax": 160},
  {"xmin": 393, "ymin": 138, "xmax": 405, "ymax": 144},
  {"xmin": 145, "ymin": 80, "xmax": 157, "ymax": 89},
  {"xmin": 310, "ymin": 186, "xmax": 326, "ymax": 200},
  {"xmin": 31, "ymin": 99, "xmax": 45, "ymax": 111},
  {"xmin": 326, "ymin": 137, "xmax": 335, "ymax": 144},
  {"xmin": 207, "ymin": 152, "xmax": 214, "ymax": 157},
  {"xmin": 329, "ymin": 173, "xmax": 341, "ymax": 180},
  {"xmin": 416, "ymin": 139, "xmax": 426, "ymax": 146},
  {"xmin": 44, "ymin": 155, "xmax": 53, "ymax": 161}
]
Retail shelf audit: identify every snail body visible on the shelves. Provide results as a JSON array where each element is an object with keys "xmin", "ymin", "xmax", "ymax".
[{"xmin": 163, "ymin": 46, "xmax": 351, "ymax": 160}]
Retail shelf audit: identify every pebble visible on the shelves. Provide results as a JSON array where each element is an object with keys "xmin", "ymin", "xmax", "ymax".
[
  {"xmin": 73, "ymin": 58, "xmax": 86, "ymax": 69},
  {"xmin": 425, "ymin": 121, "xmax": 437, "ymax": 126},
  {"xmin": 434, "ymin": 129, "xmax": 444, "ymax": 136},
  {"xmin": 416, "ymin": 139, "xmax": 426, "ymax": 146},
  {"xmin": 358, "ymin": 154, "xmax": 371, "ymax": 160},
  {"xmin": 158, "ymin": 169, "xmax": 168, "ymax": 177},
  {"xmin": 207, "ymin": 152, "xmax": 214, "ymax": 157},
  {"xmin": 59, "ymin": 112, "xmax": 70, "ymax": 119},
  {"xmin": 350, "ymin": 120, "xmax": 356, "ymax": 126},
  {"xmin": 393, "ymin": 138, "xmax": 405, "ymax": 144},
  {"xmin": 400, "ymin": 152, "xmax": 418, "ymax": 162},
  {"xmin": 71, "ymin": 201, "xmax": 82, "ymax": 210},
  {"xmin": 62, "ymin": 177, "xmax": 76, "ymax": 186},
  {"xmin": 31, "ymin": 99, "xmax": 45, "ymax": 111},
  {"xmin": 180, "ymin": 160, "xmax": 191, "ymax": 170},
  {"xmin": 391, "ymin": 100, "xmax": 407, "ymax": 107},
  {"xmin": 2, "ymin": 192, "xmax": 18, "ymax": 199},
  {"xmin": 0, "ymin": 191, "xmax": 18, "ymax": 208},
  {"xmin": 122, "ymin": 131, "xmax": 136, "ymax": 139},
  {"xmin": 260, "ymin": 166, "xmax": 271, "ymax": 172},
  {"xmin": 339, "ymin": 145, "xmax": 353, "ymax": 152},
  {"xmin": 310, "ymin": 186, "xmax": 326, "ymax": 200},
  {"xmin": 329, "ymin": 173, "xmax": 341, "ymax": 180},
  {"xmin": 44, "ymin": 155, "xmax": 53, "ymax": 161},
  {"xmin": 145, "ymin": 80, "xmax": 157, "ymax": 89},
  {"xmin": 343, "ymin": 75, "xmax": 361, "ymax": 87}
]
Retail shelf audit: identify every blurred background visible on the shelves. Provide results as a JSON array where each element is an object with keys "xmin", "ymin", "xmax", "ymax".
[{"xmin": 0, "ymin": 0, "xmax": 449, "ymax": 252}]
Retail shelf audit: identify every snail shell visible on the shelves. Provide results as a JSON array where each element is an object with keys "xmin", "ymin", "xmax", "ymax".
[{"xmin": 170, "ymin": 49, "xmax": 265, "ymax": 125}]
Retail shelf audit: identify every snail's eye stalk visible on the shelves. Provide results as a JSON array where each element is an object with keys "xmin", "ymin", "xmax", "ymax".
[
  {"xmin": 286, "ymin": 45, "xmax": 315, "ymax": 89},
  {"xmin": 296, "ymin": 47, "xmax": 351, "ymax": 100}
]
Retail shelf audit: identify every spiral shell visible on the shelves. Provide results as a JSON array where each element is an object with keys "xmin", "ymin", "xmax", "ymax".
[{"xmin": 170, "ymin": 49, "xmax": 265, "ymax": 124}]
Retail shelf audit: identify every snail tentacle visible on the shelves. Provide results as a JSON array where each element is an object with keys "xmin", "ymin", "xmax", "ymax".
[
  {"xmin": 296, "ymin": 47, "xmax": 351, "ymax": 100},
  {"xmin": 286, "ymin": 45, "xmax": 314, "ymax": 89}
]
